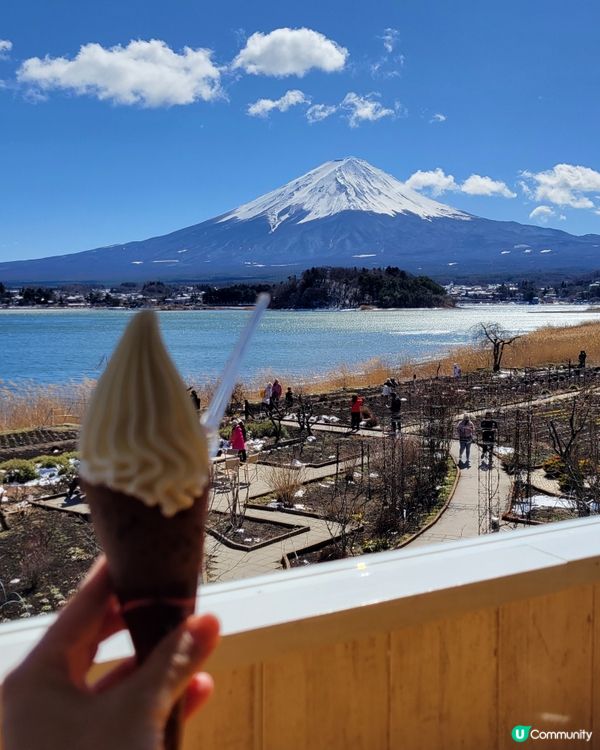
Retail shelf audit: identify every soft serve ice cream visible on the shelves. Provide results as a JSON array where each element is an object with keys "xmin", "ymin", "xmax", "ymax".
[
  {"xmin": 79, "ymin": 309, "xmax": 210, "ymax": 516},
  {"xmin": 79, "ymin": 309, "xmax": 213, "ymax": 750}
]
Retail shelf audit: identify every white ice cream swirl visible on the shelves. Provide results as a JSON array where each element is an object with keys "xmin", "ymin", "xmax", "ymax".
[{"xmin": 79, "ymin": 310, "xmax": 210, "ymax": 516}]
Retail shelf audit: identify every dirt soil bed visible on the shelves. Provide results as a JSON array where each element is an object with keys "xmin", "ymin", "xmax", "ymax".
[
  {"xmin": 262, "ymin": 432, "xmax": 366, "ymax": 467},
  {"xmin": 0, "ymin": 428, "xmax": 79, "ymax": 461},
  {"xmin": 0, "ymin": 502, "xmax": 99, "ymax": 622},
  {"xmin": 206, "ymin": 510, "xmax": 307, "ymax": 550}
]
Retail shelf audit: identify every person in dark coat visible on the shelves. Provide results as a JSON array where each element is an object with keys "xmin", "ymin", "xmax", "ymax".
[
  {"xmin": 285, "ymin": 387, "xmax": 294, "ymax": 409},
  {"xmin": 480, "ymin": 411, "xmax": 498, "ymax": 465},
  {"xmin": 188, "ymin": 388, "xmax": 201, "ymax": 414},
  {"xmin": 389, "ymin": 392, "xmax": 402, "ymax": 434}
]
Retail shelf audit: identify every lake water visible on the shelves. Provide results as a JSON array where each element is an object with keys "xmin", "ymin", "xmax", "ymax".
[{"xmin": 0, "ymin": 305, "xmax": 597, "ymax": 386}]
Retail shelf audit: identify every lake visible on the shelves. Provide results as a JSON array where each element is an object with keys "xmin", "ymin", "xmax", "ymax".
[{"xmin": 0, "ymin": 305, "xmax": 598, "ymax": 386}]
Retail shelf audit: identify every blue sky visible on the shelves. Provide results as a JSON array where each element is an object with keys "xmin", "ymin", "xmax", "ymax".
[{"xmin": 1, "ymin": 0, "xmax": 600, "ymax": 262}]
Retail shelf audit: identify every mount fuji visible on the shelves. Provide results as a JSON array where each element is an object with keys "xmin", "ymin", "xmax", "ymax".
[{"xmin": 1, "ymin": 157, "xmax": 599, "ymax": 283}]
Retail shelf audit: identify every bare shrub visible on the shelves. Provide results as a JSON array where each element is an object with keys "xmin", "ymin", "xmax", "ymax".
[
  {"xmin": 263, "ymin": 462, "xmax": 307, "ymax": 507},
  {"xmin": 20, "ymin": 525, "xmax": 55, "ymax": 593}
]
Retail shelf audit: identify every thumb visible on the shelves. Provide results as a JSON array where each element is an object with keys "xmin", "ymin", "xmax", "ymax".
[{"xmin": 128, "ymin": 614, "xmax": 220, "ymax": 721}]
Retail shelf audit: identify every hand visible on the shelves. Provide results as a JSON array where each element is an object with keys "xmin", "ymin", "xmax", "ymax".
[{"xmin": 1, "ymin": 557, "xmax": 220, "ymax": 750}]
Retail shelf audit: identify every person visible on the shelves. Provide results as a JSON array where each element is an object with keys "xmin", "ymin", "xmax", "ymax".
[
  {"xmin": 1, "ymin": 557, "xmax": 219, "ymax": 750},
  {"xmin": 350, "ymin": 394, "xmax": 364, "ymax": 432},
  {"xmin": 456, "ymin": 414, "xmax": 475, "ymax": 466},
  {"xmin": 389, "ymin": 391, "xmax": 402, "ymax": 434},
  {"xmin": 262, "ymin": 383, "xmax": 272, "ymax": 412},
  {"xmin": 244, "ymin": 399, "xmax": 252, "ymax": 421},
  {"xmin": 230, "ymin": 420, "xmax": 247, "ymax": 462},
  {"xmin": 579, "ymin": 350, "xmax": 587, "ymax": 368},
  {"xmin": 381, "ymin": 380, "xmax": 391, "ymax": 399},
  {"xmin": 453, "ymin": 363, "xmax": 462, "ymax": 379},
  {"xmin": 271, "ymin": 379, "xmax": 282, "ymax": 405},
  {"xmin": 285, "ymin": 386, "xmax": 294, "ymax": 409},
  {"xmin": 480, "ymin": 411, "xmax": 498, "ymax": 465},
  {"xmin": 187, "ymin": 388, "xmax": 201, "ymax": 414}
]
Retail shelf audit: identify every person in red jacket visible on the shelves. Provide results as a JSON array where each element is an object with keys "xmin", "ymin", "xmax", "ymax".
[
  {"xmin": 230, "ymin": 420, "xmax": 247, "ymax": 462},
  {"xmin": 350, "ymin": 394, "xmax": 364, "ymax": 432}
]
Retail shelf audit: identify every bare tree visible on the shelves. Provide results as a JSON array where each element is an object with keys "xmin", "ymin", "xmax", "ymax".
[
  {"xmin": 548, "ymin": 392, "xmax": 594, "ymax": 516},
  {"xmin": 295, "ymin": 392, "xmax": 314, "ymax": 436},
  {"xmin": 476, "ymin": 323, "xmax": 522, "ymax": 372},
  {"xmin": 222, "ymin": 465, "xmax": 250, "ymax": 529},
  {"xmin": 323, "ymin": 459, "xmax": 368, "ymax": 558},
  {"xmin": 267, "ymin": 401, "xmax": 286, "ymax": 444}
]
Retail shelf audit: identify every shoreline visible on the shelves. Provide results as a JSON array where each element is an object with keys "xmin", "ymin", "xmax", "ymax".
[{"xmin": 4, "ymin": 317, "xmax": 600, "ymax": 432}]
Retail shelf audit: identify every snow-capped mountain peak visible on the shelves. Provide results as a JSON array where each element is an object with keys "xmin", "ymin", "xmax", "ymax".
[{"xmin": 218, "ymin": 156, "xmax": 470, "ymax": 231}]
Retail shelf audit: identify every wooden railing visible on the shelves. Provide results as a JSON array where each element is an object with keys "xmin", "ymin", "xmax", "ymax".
[{"xmin": 2, "ymin": 517, "xmax": 600, "ymax": 749}]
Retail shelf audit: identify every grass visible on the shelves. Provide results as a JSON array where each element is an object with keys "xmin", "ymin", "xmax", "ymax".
[
  {"xmin": 409, "ymin": 320, "xmax": 600, "ymax": 379},
  {"xmin": 0, "ymin": 379, "xmax": 94, "ymax": 433}
]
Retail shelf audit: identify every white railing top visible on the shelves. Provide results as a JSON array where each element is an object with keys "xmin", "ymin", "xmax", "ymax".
[{"xmin": 1, "ymin": 516, "xmax": 600, "ymax": 677}]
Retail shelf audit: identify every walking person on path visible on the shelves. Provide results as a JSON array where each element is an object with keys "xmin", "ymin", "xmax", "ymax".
[
  {"xmin": 381, "ymin": 380, "xmax": 391, "ymax": 403},
  {"xmin": 479, "ymin": 411, "xmax": 498, "ymax": 467},
  {"xmin": 271, "ymin": 379, "xmax": 282, "ymax": 405},
  {"xmin": 456, "ymin": 414, "xmax": 475, "ymax": 467},
  {"xmin": 389, "ymin": 391, "xmax": 402, "ymax": 434},
  {"xmin": 230, "ymin": 420, "xmax": 247, "ymax": 463},
  {"xmin": 350, "ymin": 394, "xmax": 364, "ymax": 432},
  {"xmin": 285, "ymin": 386, "xmax": 294, "ymax": 409},
  {"xmin": 187, "ymin": 387, "xmax": 201, "ymax": 414},
  {"xmin": 262, "ymin": 383, "xmax": 272, "ymax": 414},
  {"xmin": 579, "ymin": 350, "xmax": 587, "ymax": 369}
]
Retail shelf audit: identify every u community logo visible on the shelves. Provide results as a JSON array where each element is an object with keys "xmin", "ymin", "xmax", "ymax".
[
  {"xmin": 512, "ymin": 725, "xmax": 593, "ymax": 743},
  {"xmin": 512, "ymin": 727, "xmax": 531, "ymax": 743}
]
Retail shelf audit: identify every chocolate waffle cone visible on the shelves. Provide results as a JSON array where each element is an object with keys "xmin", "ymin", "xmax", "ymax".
[{"xmin": 82, "ymin": 480, "xmax": 209, "ymax": 749}]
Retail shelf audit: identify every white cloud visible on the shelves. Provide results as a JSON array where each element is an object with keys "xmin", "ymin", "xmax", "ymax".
[
  {"xmin": 406, "ymin": 168, "xmax": 516, "ymax": 199},
  {"xmin": 529, "ymin": 205, "xmax": 555, "ymax": 224},
  {"xmin": 247, "ymin": 89, "xmax": 308, "ymax": 117},
  {"xmin": 381, "ymin": 28, "xmax": 399, "ymax": 53},
  {"xmin": 429, "ymin": 112, "xmax": 446, "ymax": 124},
  {"xmin": 17, "ymin": 39, "xmax": 222, "ymax": 107},
  {"xmin": 306, "ymin": 102, "xmax": 337, "ymax": 123},
  {"xmin": 461, "ymin": 174, "xmax": 516, "ymax": 198},
  {"xmin": 405, "ymin": 168, "xmax": 458, "ymax": 196},
  {"xmin": 341, "ymin": 92, "xmax": 395, "ymax": 127},
  {"xmin": 0, "ymin": 40, "xmax": 12, "ymax": 59},
  {"xmin": 232, "ymin": 27, "xmax": 348, "ymax": 77},
  {"xmin": 520, "ymin": 163, "xmax": 600, "ymax": 209},
  {"xmin": 370, "ymin": 28, "xmax": 404, "ymax": 79}
]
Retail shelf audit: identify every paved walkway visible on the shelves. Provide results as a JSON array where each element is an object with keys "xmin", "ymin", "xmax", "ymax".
[
  {"xmin": 33, "ymin": 386, "xmax": 589, "ymax": 581},
  {"xmin": 409, "ymin": 441, "xmax": 513, "ymax": 546},
  {"xmin": 205, "ymin": 460, "xmax": 354, "ymax": 581}
]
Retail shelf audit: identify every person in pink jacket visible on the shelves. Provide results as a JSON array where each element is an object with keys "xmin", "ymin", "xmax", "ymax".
[{"xmin": 230, "ymin": 420, "xmax": 247, "ymax": 462}]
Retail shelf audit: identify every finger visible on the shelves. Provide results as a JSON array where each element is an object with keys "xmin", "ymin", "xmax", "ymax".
[
  {"xmin": 129, "ymin": 614, "xmax": 220, "ymax": 719},
  {"xmin": 28, "ymin": 557, "xmax": 116, "ymax": 679},
  {"xmin": 182, "ymin": 673, "xmax": 215, "ymax": 719},
  {"xmin": 42, "ymin": 556, "xmax": 112, "ymax": 651},
  {"xmin": 90, "ymin": 656, "xmax": 137, "ymax": 693}
]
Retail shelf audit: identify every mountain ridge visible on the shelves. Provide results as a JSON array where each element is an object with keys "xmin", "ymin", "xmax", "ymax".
[{"xmin": 0, "ymin": 157, "xmax": 599, "ymax": 283}]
